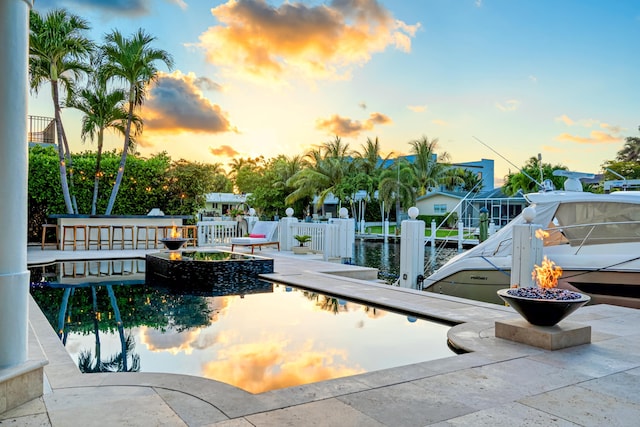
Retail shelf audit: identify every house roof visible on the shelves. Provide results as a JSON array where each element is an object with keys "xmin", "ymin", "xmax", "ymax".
[
  {"xmin": 417, "ymin": 190, "xmax": 466, "ymax": 201},
  {"xmin": 417, "ymin": 187, "xmax": 526, "ymax": 202}
]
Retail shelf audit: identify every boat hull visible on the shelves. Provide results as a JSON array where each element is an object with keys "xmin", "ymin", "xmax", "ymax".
[{"xmin": 425, "ymin": 268, "xmax": 640, "ymax": 308}]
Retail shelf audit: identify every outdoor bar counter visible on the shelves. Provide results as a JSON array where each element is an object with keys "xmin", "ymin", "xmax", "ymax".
[{"xmin": 48, "ymin": 214, "xmax": 192, "ymax": 250}]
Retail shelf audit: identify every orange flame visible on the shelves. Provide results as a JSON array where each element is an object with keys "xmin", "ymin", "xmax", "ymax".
[
  {"xmin": 170, "ymin": 224, "xmax": 180, "ymax": 238},
  {"xmin": 535, "ymin": 228, "xmax": 549, "ymax": 240},
  {"xmin": 531, "ymin": 256, "xmax": 563, "ymax": 289},
  {"xmin": 169, "ymin": 252, "xmax": 182, "ymax": 261}
]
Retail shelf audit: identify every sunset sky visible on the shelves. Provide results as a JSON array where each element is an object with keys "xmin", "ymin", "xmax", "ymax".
[{"xmin": 30, "ymin": 0, "xmax": 640, "ymax": 186}]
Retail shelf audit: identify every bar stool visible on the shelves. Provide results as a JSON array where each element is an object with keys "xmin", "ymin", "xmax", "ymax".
[
  {"xmin": 62, "ymin": 225, "xmax": 88, "ymax": 251},
  {"xmin": 136, "ymin": 225, "xmax": 158, "ymax": 249},
  {"xmin": 159, "ymin": 225, "xmax": 177, "ymax": 240},
  {"xmin": 87, "ymin": 225, "xmax": 111, "ymax": 250},
  {"xmin": 111, "ymin": 225, "xmax": 134, "ymax": 249},
  {"xmin": 182, "ymin": 225, "xmax": 198, "ymax": 247},
  {"xmin": 41, "ymin": 224, "xmax": 59, "ymax": 250}
]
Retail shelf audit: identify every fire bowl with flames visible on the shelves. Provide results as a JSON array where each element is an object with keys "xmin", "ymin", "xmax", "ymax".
[
  {"xmin": 159, "ymin": 225, "xmax": 189, "ymax": 250},
  {"xmin": 498, "ymin": 255, "xmax": 590, "ymax": 327},
  {"xmin": 497, "ymin": 288, "xmax": 590, "ymax": 326},
  {"xmin": 159, "ymin": 237, "xmax": 189, "ymax": 251}
]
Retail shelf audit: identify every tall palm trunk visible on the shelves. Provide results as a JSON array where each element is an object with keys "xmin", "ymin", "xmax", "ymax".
[
  {"xmin": 104, "ymin": 97, "xmax": 134, "ymax": 215},
  {"xmin": 91, "ymin": 285, "xmax": 102, "ymax": 370},
  {"xmin": 91, "ymin": 128, "xmax": 105, "ymax": 215},
  {"xmin": 58, "ymin": 114, "xmax": 79, "ymax": 213},
  {"xmin": 52, "ymin": 80, "xmax": 74, "ymax": 214},
  {"xmin": 106, "ymin": 284, "xmax": 127, "ymax": 371}
]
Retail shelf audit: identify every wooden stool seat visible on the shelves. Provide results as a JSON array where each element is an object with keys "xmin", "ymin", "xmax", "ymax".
[
  {"xmin": 111, "ymin": 225, "xmax": 134, "ymax": 249},
  {"xmin": 182, "ymin": 225, "xmax": 197, "ymax": 247},
  {"xmin": 62, "ymin": 225, "xmax": 87, "ymax": 251},
  {"xmin": 88, "ymin": 225, "xmax": 111, "ymax": 250},
  {"xmin": 41, "ymin": 224, "xmax": 59, "ymax": 250},
  {"xmin": 136, "ymin": 225, "xmax": 158, "ymax": 249}
]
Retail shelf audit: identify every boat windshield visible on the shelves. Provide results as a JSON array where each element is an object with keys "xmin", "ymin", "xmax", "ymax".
[{"xmin": 545, "ymin": 201, "xmax": 640, "ymax": 246}]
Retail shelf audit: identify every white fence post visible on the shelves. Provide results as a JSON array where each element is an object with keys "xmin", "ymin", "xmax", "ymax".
[
  {"xmin": 399, "ymin": 207, "xmax": 425, "ymax": 289},
  {"xmin": 430, "ymin": 219, "xmax": 436, "ymax": 247},
  {"xmin": 279, "ymin": 207, "xmax": 299, "ymax": 250}
]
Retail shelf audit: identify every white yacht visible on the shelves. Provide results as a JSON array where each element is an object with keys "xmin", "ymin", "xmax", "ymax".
[{"xmin": 424, "ymin": 173, "xmax": 640, "ymax": 308}]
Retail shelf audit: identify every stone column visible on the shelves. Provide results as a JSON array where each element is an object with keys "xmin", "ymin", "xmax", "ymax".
[
  {"xmin": 0, "ymin": 0, "xmax": 32, "ymax": 368},
  {"xmin": 510, "ymin": 207, "xmax": 543, "ymax": 288},
  {"xmin": 399, "ymin": 207, "xmax": 425, "ymax": 289}
]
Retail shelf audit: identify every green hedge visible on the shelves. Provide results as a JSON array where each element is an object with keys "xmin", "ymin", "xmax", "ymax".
[{"xmin": 28, "ymin": 146, "xmax": 231, "ymax": 241}]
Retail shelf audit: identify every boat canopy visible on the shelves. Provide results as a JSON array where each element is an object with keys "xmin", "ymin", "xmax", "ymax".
[{"xmin": 456, "ymin": 191, "xmax": 640, "ymax": 260}]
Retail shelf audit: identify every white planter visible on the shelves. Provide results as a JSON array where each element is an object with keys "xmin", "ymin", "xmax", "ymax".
[{"xmin": 292, "ymin": 246, "xmax": 310, "ymax": 255}]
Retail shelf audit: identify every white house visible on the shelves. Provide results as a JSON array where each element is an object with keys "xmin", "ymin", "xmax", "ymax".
[
  {"xmin": 202, "ymin": 193, "xmax": 248, "ymax": 218},
  {"xmin": 416, "ymin": 188, "xmax": 526, "ymax": 228}
]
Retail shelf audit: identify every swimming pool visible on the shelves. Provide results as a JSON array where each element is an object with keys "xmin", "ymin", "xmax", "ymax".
[{"xmin": 29, "ymin": 259, "xmax": 455, "ymax": 393}]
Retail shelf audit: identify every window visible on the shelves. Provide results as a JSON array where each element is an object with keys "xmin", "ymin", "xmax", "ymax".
[{"xmin": 434, "ymin": 204, "xmax": 447, "ymax": 214}]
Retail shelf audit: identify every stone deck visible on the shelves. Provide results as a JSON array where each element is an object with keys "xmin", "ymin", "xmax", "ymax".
[{"xmin": 2, "ymin": 246, "xmax": 639, "ymax": 426}]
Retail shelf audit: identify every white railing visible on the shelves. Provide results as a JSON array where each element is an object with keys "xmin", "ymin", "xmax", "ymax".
[
  {"xmin": 281, "ymin": 220, "xmax": 354, "ymax": 261},
  {"xmin": 197, "ymin": 221, "xmax": 240, "ymax": 246},
  {"xmin": 197, "ymin": 218, "xmax": 356, "ymax": 261}
]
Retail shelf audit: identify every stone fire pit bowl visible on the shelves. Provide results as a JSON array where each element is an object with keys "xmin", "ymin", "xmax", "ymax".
[
  {"xmin": 159, "ymin": 237, "xmax": 189, "ymax": 251},
  {"xmin": 497, "ymin": 288, "xmax": 591, "ymax": 327}
]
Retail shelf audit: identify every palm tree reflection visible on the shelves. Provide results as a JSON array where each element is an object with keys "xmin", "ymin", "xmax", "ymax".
[{"xmin": 78, "ymin": 334, "xmax": 140, "ymax": 373}]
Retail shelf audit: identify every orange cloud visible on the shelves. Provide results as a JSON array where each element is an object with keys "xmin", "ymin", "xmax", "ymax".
[
  {"xmin": 555, "ymin": 131, "xmax": 621, "ymax": 145},
  {"xmin": 315, "ymin": 112, "xmax": 392, "ymax": 136},
  {"xmin": 195, "ymin": 0, "xmax": 420, "ymax": 83},
  {"xmin": 555, "ymin": 115, "xmax": 602, "ymax": 128},
  {"xmin": 600, "ymin": 122, "xmax": 621, "ymax": 133},
  {"xmin": 407, "ymin": 105, "xmax": 427, "ymax": 112},
  {"xmin": 209, "ymin": 144, "xmax": 239, "ymax": 157},
  {"xmin": 139, "ymin": 327, "xmax": 208, "ymax": 355},
  {"xmin": 202, "ymin": 337, "xmax": 364, "ymax": 393},
  {"xmin": 555, "ymin": 114, "xmax": 574, "ymax": 126},
  {"xmin": 142, "ymin": 71, "xmax": 236, "ymax": 140},
  {"xmin": 432, "ymin": 119, "xmax": 448, "ymax": 126}
]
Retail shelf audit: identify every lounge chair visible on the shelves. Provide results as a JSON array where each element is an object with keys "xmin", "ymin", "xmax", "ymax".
[{"xmin": 230, "ymin": 221, "xmax": 280, "ymax": 254}]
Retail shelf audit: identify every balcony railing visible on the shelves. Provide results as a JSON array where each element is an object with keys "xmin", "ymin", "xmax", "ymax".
[{"xmin": 28, "ymin": 115, "xmax": 55, "ymax": 145}]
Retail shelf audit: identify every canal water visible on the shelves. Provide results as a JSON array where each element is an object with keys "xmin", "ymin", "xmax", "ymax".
[{"xmin": 352, "ymin": 239, "xmax": 458, "ymax": 283}]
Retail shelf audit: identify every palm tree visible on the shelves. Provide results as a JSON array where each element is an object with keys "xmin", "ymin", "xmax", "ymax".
[
  {"xmin": 459, "ymin": 168, "xmax": 484, "ymax": 192},
  {"xmin": 352, "ymin": 137, "xmax": 393, "ymax": 222},
  {"xmin": 285, "ymin": 138, "xmax": 354, "ymax": 210},
  {"xmin": 68, "ymin": 65, "xmax": 142, "ymax": 214},
  {"xmin": 29, "ymin": 8, "xmax": 93, "ymax": 214},
  {"xmin": 407, "ymin": 136, "xmax": 449, "ymax": 196},
  {"xmin": 616, "ymin": 126, "xmax": 640, "ymax": 162},
  {"xmin": 378, "ymin": 160, "xmax": 414, "ymax": 228},
  {"xmin": 101, "ymin": 28, "xmax": 173, "ymax": 215},
  {"xmin": 440, "ymin": 167, "xmax": 464, "ymax": 191}
]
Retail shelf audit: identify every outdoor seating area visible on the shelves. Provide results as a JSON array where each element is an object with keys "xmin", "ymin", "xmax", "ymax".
[
  {"xmin": 230, "ymin": 220, "xmax": 280, "ymax": 254},
  {"xmin": 40, "ymin": 223, "xmax": 197, "ymax": 251}
]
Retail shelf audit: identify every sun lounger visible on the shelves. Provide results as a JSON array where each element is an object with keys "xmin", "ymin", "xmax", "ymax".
[{"xmin": 230, "ymin": 221, "xmax": 280, "ymax": 254}]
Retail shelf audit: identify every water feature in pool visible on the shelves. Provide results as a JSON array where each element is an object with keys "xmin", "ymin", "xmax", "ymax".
[{"xmin": 29, "ymin": 259, "xmax": 455, "ymax": 394}]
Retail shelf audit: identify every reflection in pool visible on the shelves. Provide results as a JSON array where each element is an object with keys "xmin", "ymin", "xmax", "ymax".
[{"xmin": 30, "ymin": 259, "xmax": 454, "ymax": 393}]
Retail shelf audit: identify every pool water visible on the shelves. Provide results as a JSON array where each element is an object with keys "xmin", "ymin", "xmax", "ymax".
[{"xmin": 30, "ymin": 259, "xmax": 454, "ymax": 393}]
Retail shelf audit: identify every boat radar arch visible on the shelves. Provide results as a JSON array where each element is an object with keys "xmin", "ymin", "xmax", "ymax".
[{"xmin": 552, "ymin": 170, "xmax": 595, "ymax": 192}]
